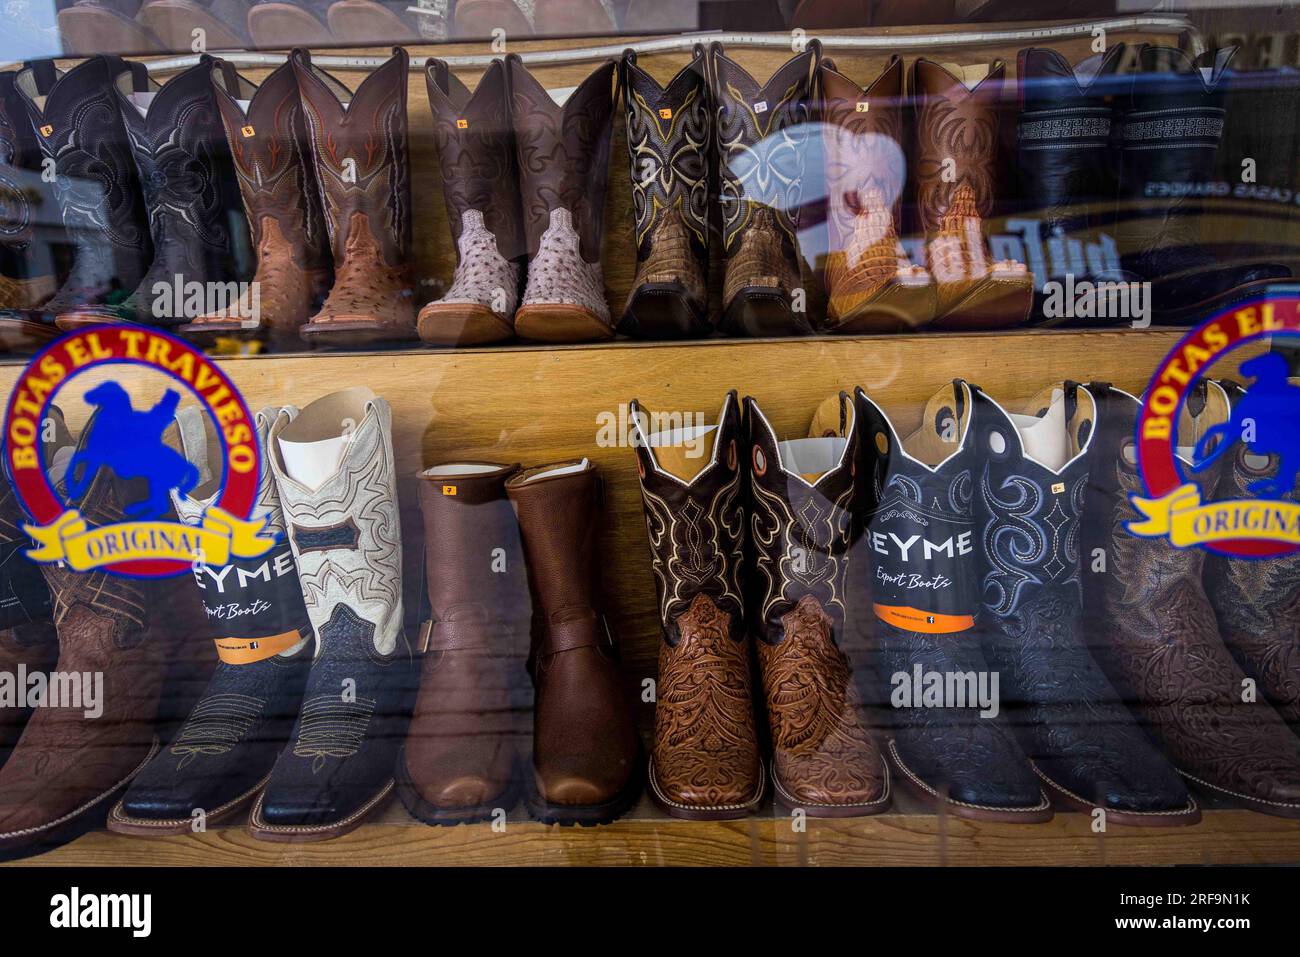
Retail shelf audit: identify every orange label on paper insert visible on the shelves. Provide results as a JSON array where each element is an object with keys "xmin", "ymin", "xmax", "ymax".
[
  {"xmin": 873, "ymin": 603, "xmax": 974, "ymax": 635},
  {"xmin": 213, "ymin": 629, "xmax": 304, "ymax": 665}
]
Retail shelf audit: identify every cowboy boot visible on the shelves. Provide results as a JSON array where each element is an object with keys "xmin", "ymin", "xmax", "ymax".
[
  {"xmin": 179, "ymin": 59, "xmax": 332, "ymax": 347},
  {"xmin": 744, "ymin": 393, "xmax": 890, "ymax": 816},
  {"xmin": 618, "ymin": 46, "xmax": 712, "ymax": 339},
  {"xmin": 970, "ymin": 383, "xmax": 1197, "ymax": 825},
  {"xmin": 711, "ymin": 42, "xmax": 818, "ymax": 337},
  {"xmin": 1016, "ymin": 45, "xmax": 1129, "ymax": 327},
  {"xmin": 254, "ymin": 387, "xmax": 413, "ymax": 840},
  {"xmin": 821, "ymin": 55, "xmax": 936, "ymax": 334},
  {"xmin": 247, "ymin": 0, "xmax": 336, "ymax": 46},
  {"xmin": 912, "ymin": 58, "xmax": 1034, "ymax": 330},
  {"xmin": 326, "ymin": 0, "xmax": 420, "ymax": 43},
  {"xmin": 1116, "ymin": 46, "xmax": 1289, "ymax": 324},
  {"xmin": 453, "ymin": 0, "xmax": 534, "ymax": 38},
  {"xmin": 507, "ymin": 55, "xmax": 617, "ymax": 343},
  {"xmin": 1203, "ymin": 368, "xmax": 1300, "ymax": 732},
  {"xmin": 854, "ymin": 381, "xmax": 1051, "ymax": 822},
  {"xmin": 629, "ymin": 392, "xmax": 763, "ymax": 819},
  {"xmin": 418, "ymin": 59, "xmax": 526, "ymax": 347},
  {"xmin": 1082, "ymin": 380, "xmax": 1300, "ymax": 819},
  {"xmin": 293, "ymin": 48, "xmax": 418, "ymax": 346},
  {"xmin": 108, "ymin": 407, "xmax": 313, "ymax": 836},
  {"xmin": 1, "ymin": 58, "xmax": 152, "ymax": 344},
  {"xmin": 0, "ymin": 71, "xmax": 58, "ymax": 327},
  {"xmin": 506, "ymin": 460, "xmax": 640, "ymax": 824},
  {"xmin": 58, "ymin": 57, "xmax": 248, "ymax": 330},
  {"xmin": 396, "ymin": 462, "xmax": 531, "ymax": 825}
]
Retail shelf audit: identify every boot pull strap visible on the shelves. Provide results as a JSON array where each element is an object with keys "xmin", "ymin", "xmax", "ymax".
[
  {"xmin": 29, "ymin": 58, "xmax": 57, "ymax": 93},
  {"xmin": 428, "ymin": 57, "xmax": 449, "ymax": 93}
]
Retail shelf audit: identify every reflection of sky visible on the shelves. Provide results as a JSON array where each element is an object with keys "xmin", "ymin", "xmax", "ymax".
[{"xmin": 3, "ymin": 0, "xmax": 65, "ymax": 62}]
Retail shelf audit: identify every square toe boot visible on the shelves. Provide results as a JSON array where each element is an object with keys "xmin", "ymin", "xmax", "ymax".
[
  {"xmin": 507, "ymin": 56, "xmax": 617, "ymax": 343},
  {"xmin": 1084, "ymin": 381, "xmax": 1300, "ymax": 819},
  {"xmin": 418, "ymin": 59, "xmax": 525, "ymax": 347},
  {"xmin": 109, "ymin": 407, "xmax": 313, "ymax": 836},
  {"xmin": 855, "ymin": 382, "xmax": 1051, "ymax": 822},
  {"xmin": 293, "ymin": 48, "xmax": 418, "ymax": 347},
  {"xmin": 970, "ymin": 383, "xmax": 1197, "ymax": 826},
  {"xmin": 179, "ymin": 60, "xmax": 333, "ymax": 347},
  {"xmin": 397, "ymin": 462, "xmax": 531, "ymax": 824},
  {"xmin": 253, "ymin": 387, "xmax": 413, "ymax": 841},
  {"xmin": 506, "ymin": 461, "xmax": 641, "ymax": 824},
  {"xmin": 745, "ymin": 394, "xmax": 890, "ymax": 816},
  {"xmin": 629, "ymin": 392, "xmax": 763, "ymax": 819}
]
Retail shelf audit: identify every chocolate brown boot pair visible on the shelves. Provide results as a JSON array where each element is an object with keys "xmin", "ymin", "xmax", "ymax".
[
  {"xmin": 398, "ymin": 459, "xmax": 640, "ymax": 826},
  {"xmin": 629, "ymin": 391, "xmax": 889, "ymax": 819}
]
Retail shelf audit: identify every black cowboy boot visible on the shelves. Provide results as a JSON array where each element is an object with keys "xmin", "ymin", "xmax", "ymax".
[
  {"xmin": 61, "ymin": 56, "xmax": 248, "ymax": 330},
  {"xmin": 854, "ymin": 381, "xmax": 1050, "ymax": 822},
  {"xmin": 970, "ymin": 382, "xmax": 1197, "ymax": 825},
  {"xmin": 2, "ymin": 57, "xmax": 152, "ymax": 341},
  {"xmin": 618, "ymin": 45, "xmax": 712, "ymax": 339}
]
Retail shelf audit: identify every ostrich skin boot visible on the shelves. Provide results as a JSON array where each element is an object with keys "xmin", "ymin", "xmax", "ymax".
[
  {"xmin": 180, "ymin": 60, "xmax": 332, "ymax": 347},
  {"xmin": 855, "ymin": 382, "xmax": 1050, "ymax": 822},
  {"xmin": 293, "ymin": 48, "xmax": 418, "ymax": 346},
  {"xmin": 1082, "ymin": 381, "xmax": 1300, "ymax": 819},
  {"xmin": 745, "ymin": 394, "xmax": 890, "ymax": 816},
  {"xmin": 60, "ymin": 57, "xmax": 248, "ymax": 330},
  {"xmin": 506, "ymin": 461, "xmax": 640, "ymax": 824},
  {"xmin": 711, "ymin": 42, "xmax": 819, "ymax": 337},
  {"xmin": 1203, "ymin": 369, "xmax": 1300, "ymax": 732},
  {"xmin": 397, "ymin": 462, "xmax": 531, "ymax": 825},
  {"xmin": 971, "ymin": 383, "xmax": 1196, "ymax": 826},
  {"xmin": 911, "ymin": 58, "xmax": 1033, "ymax": 330},
  {"xmin": 0, "ymin": 71, "xmax": 57, "ymax": 326},
  {"xmin": 418, "ymin": 59, "xmax": 526, "ymax": 347},
  {"xmin": 507, "ymin": 56, "xmax": 617, "ymax": 343},
  {"xmin": 629, "ymin": 392, "xmax": 763, "ymax": 819},
  {"xmin": 821, "ymin": 56, "xmax": 936, "ymax": 334},
  {"xmin": 2, "ymin": 58, "xmax": 151, "ymax": 344},
  {"xmin": 1116, "ymin": 46, "xmax": 1288, "ymax": 324},
  {"xmin": 618, "ymin": 46, "xmax": 712, "ymax": 339},
  {"xmin": 109, "ymin": 408, "xmax": 313, "ymax": 836},
  {"xmin": 1015, "ymin": 46, "xmax": 1128, "ymax": 327},
  {"xmin": 255, "ymin": 387, "xmax": 413, "ymax": 840}
]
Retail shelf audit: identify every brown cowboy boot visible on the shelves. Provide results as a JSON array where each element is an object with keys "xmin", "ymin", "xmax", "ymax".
[
  {"xmin": 745, "ymin": 393, "xmax": 890, "ymax": 816},
  {"xmin": 292, "ymin": 47, "xmax": 417, "ymax": 346},
  {"xmin": 911, "ymin": 58, "xmax": 1033, "ymax": 330},
  {"xmin": 397, "ymin": 463, "xmax": 531, "ymax": 824},
  {"xmin": 180, "ymin": 59, "xmax": 332, "ymax": 347},
  {"xmin": 507, "ymin": 56, "xmax": 617, "ymax": 343},
  {"xmin": 418, "ymin": 59, "xmax": 526, "ymax": 347},
  {"xmin": 0, "ymin": 70, "xmax": 57, "ymax": 319},
  {"xmin": 505, "ymin": 460, "xmax": 640, "ymax": 824},
  {"xmin": 821, "ymin": 56, "xmax": 936, "ymax": 333},
  {"xmin": 629, "ymin": 392, "xmax": 763, "ymax": 819}
]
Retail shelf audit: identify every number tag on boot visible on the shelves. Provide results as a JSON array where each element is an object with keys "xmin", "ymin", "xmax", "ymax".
[
  {"xmin": 855, "ymin": 101, "xmax": 869, "ymax": 113},
  {"xmin": 754, "ymin": 100, "xmax": 768, "ymax": 114},
  {"xmin": 240, "ymin": 125, "xmax": 255, "ymax": 138}
]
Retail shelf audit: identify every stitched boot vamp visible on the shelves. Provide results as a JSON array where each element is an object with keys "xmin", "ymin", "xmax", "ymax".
[{"xmin": 0, "ymin": 625, "xmax": 58, "ymax": 765}]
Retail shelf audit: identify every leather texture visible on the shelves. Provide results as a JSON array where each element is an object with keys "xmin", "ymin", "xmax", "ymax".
[
  {"xmin": 507, "ymin": 461, "xmax": 640, "ymax": 821},
  {"xmin": 0, "ymin": 70, "xmax": 54, "ymax": 314},
  {"xmin": 630, "ymin": 392, "xmax": 763, "ymax": 818},
  {"xmin": 293, "ymin": 47, "xmax": 418, "ymax": 345}
]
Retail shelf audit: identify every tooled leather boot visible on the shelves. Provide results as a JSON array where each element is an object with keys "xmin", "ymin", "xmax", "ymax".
[
  {"xmin": 506, "ymin": 460, "xmax": 640, "ymax": 824},
  {"xmin": 821, "ymin": 55, "xmax": 936, "ymax": 334},
  {"xmin": 618, "ymin": 46, "xmax": 712, "ymax": 340},
  {"xmin": 254, "ymin": 387, "xmax": 414, "ymax": 840},
  {"xmin": 0, "ymin": 70, "xmax": 58, "ymax": 327},
  {"xmin": 1083, "ymin": 380, "xmax": 1300, "ymax": 819},
  {"xmin": 854, "ymin": 381, "xmax": 1050, "ymax": 822},
  {"xmin": 710, "ymin": 42, "xmax": 819, "ymax": 337},
  {"xmin": 418, "ymin": 59, "xmax": 526, "ymax": 347},
  {"xmin": 1202, "ymin": 367, "xmax": 1300, "ymax": 731},
  {"xmin": 59, "ymin": 57, "xmax": 248, "ymax": 330},
  {"xmin": 1, "ymin": 58, "xmax": 152, "ymax": 344},
  {"xmin": 397, "ymin": 462, "xmax": 531, "ymax": 824},
  {"xmin": 109, "ymin": 407, "xmax": 313, "ymax": 836},
  {"xmin": 911, "ymin": 58, "xmax": 1034, "ymax": 330},
  {"xmin": 507, "ymin": 56, "xmax": 617, "ymax": 343},
  {"xmin": 629, "ymin": 392, "xmax": 763, "ymax": 819},
  {"xmin": 745, "ymin": 393, "xmax": 890, "ymax": 816},
  {"xmin": 180, "ymin": 59, "xmax": 333, "ymax": 347},
  {"xmin": 971, "ymin": 383, "xmax": 1197, "ymax": 826},
  {"xmin": 293, "ymin": 48, "xmax": 418, "ymax": 346},
  {"xmin": 1116, "ymin": 46, "xmax": 1288, "ymax": 324}
]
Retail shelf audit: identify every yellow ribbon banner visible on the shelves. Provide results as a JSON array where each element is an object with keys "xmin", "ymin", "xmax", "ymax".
[
  {"xmin": 24, "ymin": 507, "xmax": 277, "ymax": 571},
  {"xmin": 1127, "ymin": 483, "xmax": 1300, "ymax": 547}
]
